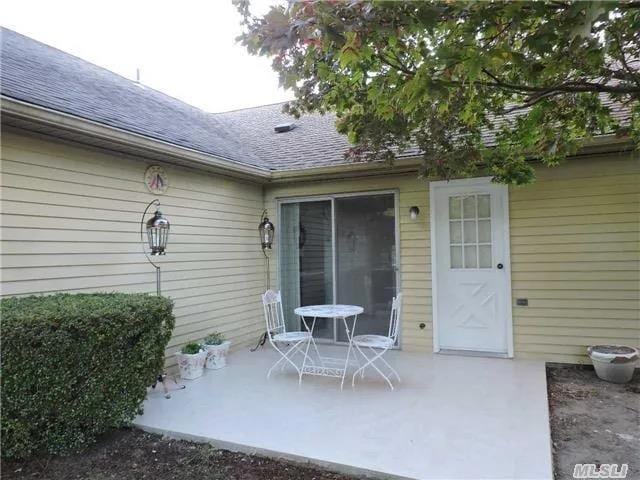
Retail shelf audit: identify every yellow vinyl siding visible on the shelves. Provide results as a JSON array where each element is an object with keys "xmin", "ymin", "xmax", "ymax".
[
  {"xmin": 510, "ymin": 153, "xmax": 640, "ymax": 363},
  {"xmin": 0, "ymin": 130, "xmax": 266, "ymax": 368},
  {"xmin": 265, "ymin": 153, "xmax": 639, "ymax": 362},
  {"xmin": 265, "ymin": 174, "xmax": 433, "ymax": 352},
  {"xmin": 2, "ymin": 127, "xmax": 638, "ymax": 365}
]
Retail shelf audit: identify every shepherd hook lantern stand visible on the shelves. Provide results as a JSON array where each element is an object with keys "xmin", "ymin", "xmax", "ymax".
[
  {"xmin": 141, "ymin": 199, "xmax": 169, "ymax": 296},
  {"xmin": 141, "ymin": 199, "xmax": 185, "ymax": 398},
  {"xmin": 251, "ymin": 210, "xmax": 275, "ymax": 352}
]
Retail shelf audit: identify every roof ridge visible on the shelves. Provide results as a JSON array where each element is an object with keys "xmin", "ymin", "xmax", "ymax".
[
  {"xmin": 0, "ymin": 26, "xmax": 272, "ymax": 167},
  {"xmin": 0, "ymin": 27, "xmax": 217, "ymax": 118},
  {"xmin": 212, "ymin": 100, "xmax": 292, "ymax": 115}
]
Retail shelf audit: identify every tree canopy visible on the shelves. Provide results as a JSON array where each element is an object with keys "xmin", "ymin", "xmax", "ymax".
[{"xmin": 235, "ymin": 1, "xmax": 640, "ymax": 184}]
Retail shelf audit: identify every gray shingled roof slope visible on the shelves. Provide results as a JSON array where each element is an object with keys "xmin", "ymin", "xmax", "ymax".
[
  {"xmin": 214, "ymin": 92, "xmax": 632, "ymax": 172},
  {"xmin": 214, "ymin": 103, "xmax": 355, "ymax": 171},
  {"xmin": 0, "ymin": 27, "xmax": 268, "ymax": 169},
  {"xmin": 1, "ymin": 27, "xmax": 632, "ymax": 173}
]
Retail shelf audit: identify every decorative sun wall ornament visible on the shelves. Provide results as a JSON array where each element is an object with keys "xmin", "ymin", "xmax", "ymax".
[{"xmin": 144, "ymin": 165, "xmax": 169, "ymax": 194}]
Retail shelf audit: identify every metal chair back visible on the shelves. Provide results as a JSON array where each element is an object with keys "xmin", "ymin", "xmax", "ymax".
[
  {"xmin": 262, "ymin": 289, "xmax": 286, "ymax": 338},
  {"xmin": 388, "ymin": 293, "xmax": 402, "ymax": 342}
]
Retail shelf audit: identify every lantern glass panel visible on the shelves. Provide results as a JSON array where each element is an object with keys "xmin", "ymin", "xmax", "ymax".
[
  {"xmin": 146, "ymin": 210, "xmax": 170, "ymax": 255},
  {"xmin": 259, "ymin": 217, "xmax": 275, "ymax": 249}
]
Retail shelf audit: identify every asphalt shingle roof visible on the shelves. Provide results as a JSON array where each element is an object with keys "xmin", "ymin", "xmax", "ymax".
[
  {"xmin": 214, "ymin": 103, "xmax": 354, "ymax": 171},
  {"xmin": 1, "ymin": 27, "xmax": 632, "ymax": 174},
  {"xmin": 0, "ymin": 27, "xmax": 268, "ymax": 169}
]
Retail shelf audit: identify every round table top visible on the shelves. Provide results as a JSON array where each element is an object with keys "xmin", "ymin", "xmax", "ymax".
[{"xmin": 294, "ymin": 304, "xmax": 364, "ymax": 318}]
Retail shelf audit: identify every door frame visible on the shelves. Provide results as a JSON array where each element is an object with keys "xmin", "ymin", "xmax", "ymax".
[
  {"xmin": 429, "ymin": 177, "xmax": 514, "ymax": 357},
  {"xmin": 276, "ymin": 189, "xmax": 402, "ymax": 347}
]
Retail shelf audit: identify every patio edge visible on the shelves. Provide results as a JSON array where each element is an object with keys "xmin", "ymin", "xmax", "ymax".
[{"xmin": 133, "ymin": 423, "xmax": 414, "ymax": 480}]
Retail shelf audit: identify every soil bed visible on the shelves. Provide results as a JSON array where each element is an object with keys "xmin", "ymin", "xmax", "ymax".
[
  {"xmin": 2, "ymin": 428, "xmax": 360, "ymax": 480},
  {"xmin": 547, "ymin": 364, "xmax": 639, "ymax": 479}
]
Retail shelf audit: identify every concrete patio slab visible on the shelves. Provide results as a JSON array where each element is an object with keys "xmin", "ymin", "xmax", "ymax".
[{"xmin": 134, "ymin": 346, "xmax": 553, "ymax": 480}]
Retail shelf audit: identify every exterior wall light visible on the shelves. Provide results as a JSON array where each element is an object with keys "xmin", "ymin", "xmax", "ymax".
[
  {"xmin": 409, "ymin": 206, "xmax": 420, "ymax": 220},
  {"xmin": 141, "ymin": 199, "xmax": 170, "ymax": 296},
  {"xmin": 258, "ymin": 210, "xmax": 275, "ymax": 251},
  {"xmin": 146, "ymin": 209, "xmax": 170, "ymax": 255}
]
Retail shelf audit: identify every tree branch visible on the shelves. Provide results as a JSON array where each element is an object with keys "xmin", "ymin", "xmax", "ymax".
[
  {"xmin": 613, "ymin": 33, "xmax": 640, "ymax": 89},
  {"xmin": 501, "ymin": 91, "xmax": 565, "ymax": 114},
  {"xmin": 479, "ymin": 68, "xmax": 640, "ymax": 95},
  {"xmin": 379, "ymin": 53, "xmax": 415, "ymax": 76},
  {"xmin": 618, "ymin": 1, "xmax": 640, "ymax": 9}
]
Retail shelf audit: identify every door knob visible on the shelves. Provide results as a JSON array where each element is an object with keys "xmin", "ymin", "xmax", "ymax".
[{"xmin": 497, "ymin": 263, "xmax": 504, "ymax": 269}]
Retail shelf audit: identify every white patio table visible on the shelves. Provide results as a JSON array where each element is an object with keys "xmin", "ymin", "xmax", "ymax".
[{"xmin": 294, "ymin": 304, "xmax": 364, "ymax": 389}]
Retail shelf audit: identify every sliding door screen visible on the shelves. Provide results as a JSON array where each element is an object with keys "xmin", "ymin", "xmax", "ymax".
[
  {"xmin": 279, "ymin": 193, "xmax": 398, "ymax": 344},
  {"xmin": 280, "ymin": 200, "xmax": 334, "ymax": 339},
  {"xmin": 335, "ymin": 194, "xmax": 397, "ymax": 341}
]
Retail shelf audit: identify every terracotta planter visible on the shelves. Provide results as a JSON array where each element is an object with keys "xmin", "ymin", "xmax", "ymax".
[
  {"xmin": 204, "ymin": 341, "xmax": 231, "ymax": 369},
  {"xmin": 587, "ymin": 345, "xmax": 639, "ymax": 384},
  {"xmin": 176, "ymin": 350, "xmax": 207, "ymax": 380}
]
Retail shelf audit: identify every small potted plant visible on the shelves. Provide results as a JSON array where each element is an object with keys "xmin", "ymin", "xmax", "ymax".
[
  {"xmin": 176, "ymin": 342, "xmax": 207, "ymax": 380},
  {"xmin": 203, "ymin": 332, "xmax": 231, "ymax": 370}
]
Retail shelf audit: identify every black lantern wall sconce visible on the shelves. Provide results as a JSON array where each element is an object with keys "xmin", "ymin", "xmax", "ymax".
[
  {"xmin": 409, "ymin": 206, "xmax": 420, "ymax": 220},
  {"xmin": 141, "ymin": 199, "xmax": 170, "ymax": 296}
]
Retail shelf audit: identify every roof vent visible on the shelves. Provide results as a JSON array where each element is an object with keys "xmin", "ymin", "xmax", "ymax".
[{"xmin": 274, "ymin": 122, "xmax": 296, "ymax": 133}]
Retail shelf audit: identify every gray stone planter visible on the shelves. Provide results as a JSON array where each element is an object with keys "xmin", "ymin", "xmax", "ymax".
[{"xmin": 587, "ymin": 345, "xmax": 639, "ymax": 384}]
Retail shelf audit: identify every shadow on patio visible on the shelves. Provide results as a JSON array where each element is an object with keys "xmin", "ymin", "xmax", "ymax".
[{"xmin": 135, "ymin": 346, "xmax": 552, "ymax": 480}]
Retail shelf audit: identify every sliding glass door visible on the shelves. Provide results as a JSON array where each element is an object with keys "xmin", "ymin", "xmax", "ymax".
[
  {"xmin": 335, "ymin": 194, "xmax": 397, "ymax": 341},
  {"xmin": 279, "ymin": 193, "xmax": 398, "ymax": 344},
  {"xmin": 280, "ymin": 200, "xmax": 334, "ymax": 339}
]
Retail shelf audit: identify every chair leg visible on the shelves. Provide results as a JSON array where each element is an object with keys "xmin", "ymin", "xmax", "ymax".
[
  {"xmin": 299, "ymin": 334, "xmax": 314, "ymax": 386},
  {"xmin": 368, "ymin": 349, "xmax": 395, "ymax": 390},
  {"xmin": 349, "ymin": 340, "xmax": 363, "ymax": 375},
  {"xmin": 352, "ymin": 344, "xmax": 367, "ymax": 387},
  {"xmin": 377, "ymin": 351, "xmax": 401, "ymax": 382},
  {"xmin": 268, "ymin": 341, "xmax": 304, "ymax": 378},
  {"xmin": 352, "ymin": 345, "xmax": 395, "ymax": 390},
  {"xmin": 353, "ymin": 343, "xmax": 367, "ymax": 379},
  {"xmin": 352, "ymin": 342, "xmax": 373, "ymax": 386},
  {"xmin": 309, "ymin": 335, "xmax": 324, "ymax": 367},
  {"xmin": 369, "ymin": 346, "xmax": 401, "ymax": 382},
  {"xmin": 292, "ymin": 342, "xmax": 315, "ymax": 366},
  {"xmin": 267, "ymin": 353, "xmax": 286, "ymax": 378}
]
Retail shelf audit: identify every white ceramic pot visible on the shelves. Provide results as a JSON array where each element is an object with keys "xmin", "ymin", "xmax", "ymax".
[
  {"xmin": 176, "ymin": 350, "xmax": 207, "ymax": 380},
  {"xmin": 587, "ymin": 345, "xmax": 639, "ymax": 384},
  {"xmin": 204, "ymin": 341, "xmax": 231, "ymax": 370}
]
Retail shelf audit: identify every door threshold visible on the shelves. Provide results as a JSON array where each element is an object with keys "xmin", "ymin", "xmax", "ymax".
[{"xmin": 437, "ymin": 349, "xmax": 510, "ymax": 359}]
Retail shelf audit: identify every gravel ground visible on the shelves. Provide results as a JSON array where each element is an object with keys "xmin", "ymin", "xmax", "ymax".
[{"xmin": 547, "ymin": 364, "xmax": 640, "ymax": 480}]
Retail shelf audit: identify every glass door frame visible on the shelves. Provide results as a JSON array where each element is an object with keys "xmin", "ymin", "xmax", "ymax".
[{"xmin": 276, "ymin": 189, "xmax": 401, "ymax": 347}]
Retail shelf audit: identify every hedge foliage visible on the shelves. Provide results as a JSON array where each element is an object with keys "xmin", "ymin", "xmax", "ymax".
[{"xmin": 1, "ymin": 293, "xmax": 175, "ymax": 459}]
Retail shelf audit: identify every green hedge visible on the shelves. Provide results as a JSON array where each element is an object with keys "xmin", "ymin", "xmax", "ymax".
[{"xmin": 1, "ymin": 293, "xmax": 175, "ymax": 459}]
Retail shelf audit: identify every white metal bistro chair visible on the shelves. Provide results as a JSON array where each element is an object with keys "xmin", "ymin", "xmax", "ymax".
[
  {"xmin": 261, "ymin": 290, "xmax": 319, "ymax": 382},
  {"xmin": 352, "ymin": 293, "xmax": 402, "ymax": 390}
]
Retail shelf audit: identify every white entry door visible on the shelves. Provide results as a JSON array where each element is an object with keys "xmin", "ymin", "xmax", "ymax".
[{"xmin": 430, "ymin": 178, "xmax": 513, "ymax": 356}]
